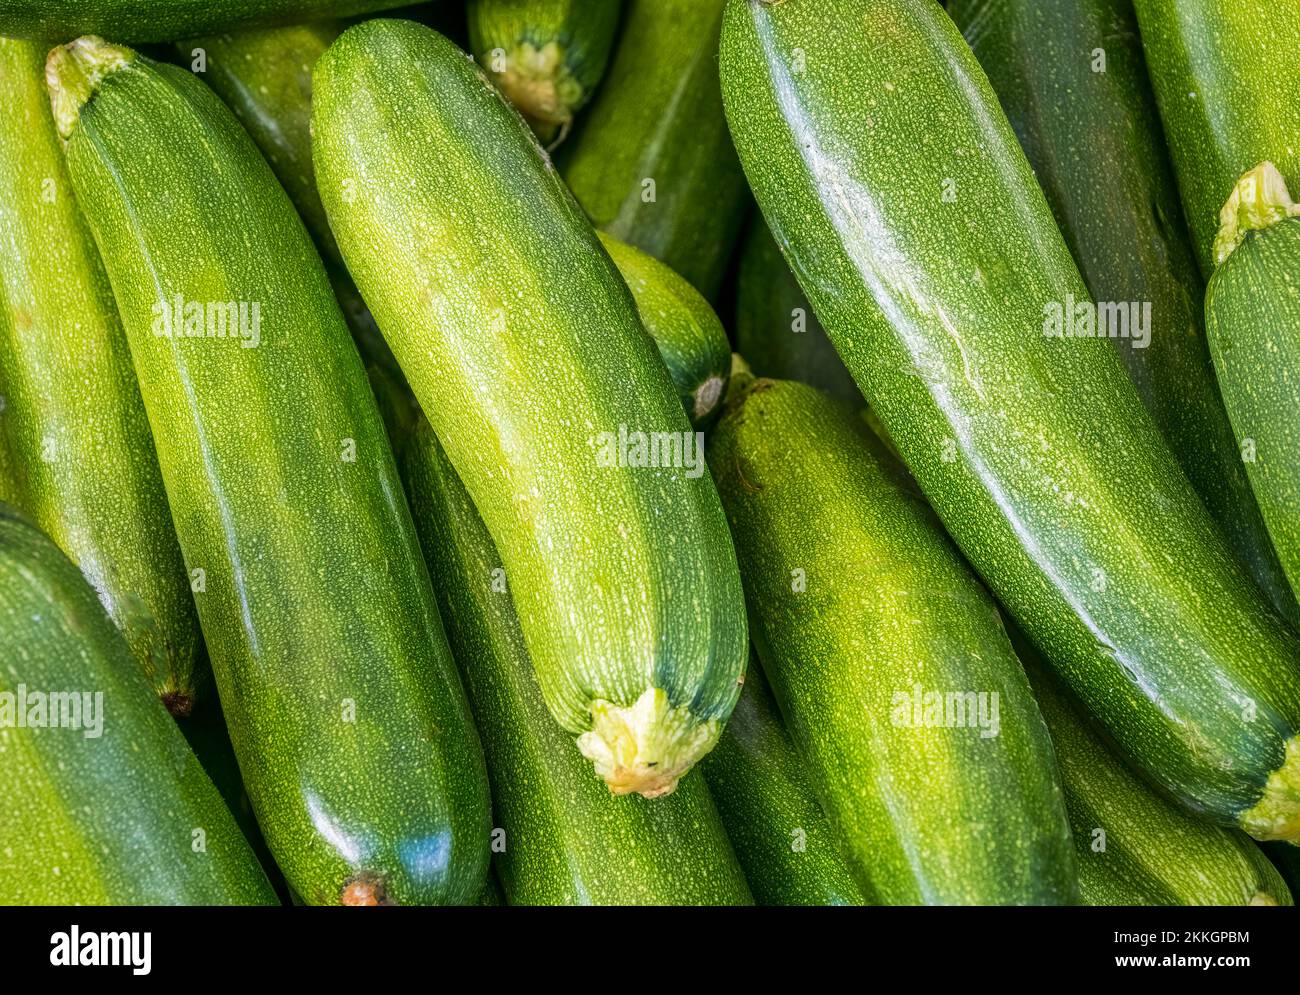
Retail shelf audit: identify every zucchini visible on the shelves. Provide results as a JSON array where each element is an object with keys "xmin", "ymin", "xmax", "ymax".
[
  {"xmin": 0, "ymin": 37, "xmax": 202, "ymax": 714},
  {"xmin": 1022, "ymin": 641, "xmax": 1292, "ymax": 906},
  {"xmin": 708, "ymin": 378, "xmax": 1076, "ymax": 905},
  {"xmin": 0, "ymin": 0, "xmax": 419, "ymax": 43},
  {"xmin": 720, "ymin": 0, "xmax": 1300, "ymax": 841},
  {"xmin": 1205, "ymin": 164, "xmax": 1300, "ymax": 602},
  {"xmin": 1132, "ymin": 0, "xmax": 1300, "ymax": 277},
  {"xmin": 735, "ymin": 216, "xmax": 860, "ymax": 403},
  {"xmin": 949, "ymin": 0, "xmax": 1299, "ymax": 628},
  {"xmin": 701, "ymin": 656, "xmax": 866, "ymax": 906},
  {"xmin": 177, "ymin": 23, "xmax": 342, "ymax": 262},
  {"xmin": 49, "ymin": 37, "xmax": 491, "ymax": 905},
  {"xmin": 390, "ymin": 396, "xmax": 754, "ymax": 905},
  {"xmin": 559, "ymin": 0, "xmax": 748, "ymax": 300},
  {"xmin": 599, "ymin": 231, "xmax": 731, "ymax": 427},
  {"xmin": 0, "ymin": 504, "xmax": 276, "ymax": 905},
  {"xmin": 175, "ymin": 23, "xmax": 403, "ymax": 379},
  {"xmin": 313, "ymin": 19, "xmax": 748, "ymax": 798},
  {"xmin": 467, "ymin": 0, "xmax": 621, "ymax": 146}
]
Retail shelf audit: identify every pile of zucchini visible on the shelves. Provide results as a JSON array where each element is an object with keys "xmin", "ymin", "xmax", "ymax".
[{"xmin": 0, "ymin": 0, "xmax": 1297, "ymax": 907}]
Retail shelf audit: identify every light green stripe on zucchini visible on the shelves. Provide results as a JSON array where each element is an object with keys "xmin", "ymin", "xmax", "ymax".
[
  {"xmin": 0, "ymin": 37, "xmax": 202, "ymax": 713},
  {"xmin": 1132, "ymin": 0, "xmax": 1300, "ymax": 277},
  {"xmin": 0, "ymin": 504, "xmax": 276, "ymax": 905},
  {"xmin": 702, "ymin": 656, "xmax": 866, "ymax": 906},
  {"xmin": 709, "ymin": 378, "xmax": 1076, "ymax": 905},
  {"xmin": 720, "ymin": 0, "xmax": 1300, "ymax": 841},
  {"xmin": 599, "ymin": 232, "xmax": 731, "ymax": 427},
  {"xmin": 950, "ymin": 0, "xmax": 1299, "ymax": 628},
  {"xmin": 1021, "ymin": 640, "xmax": 1292, "ymax": 906},
  {"xmin": 467, "ymin": 0, "xmax": 621, "ymax": 146},
  {"xmin": 50, "ymin": 36, "xmax": 490, "ymax": 905},
  {"xmin": 383, "ymin": 385, "xmax": 754, "ymax": 905},
  {"xmin": 313, "ymin": 19, "xmax": 747, "ymax": 798},
  {"xmin": 1205, "ymin": 164, "xmax": 1300, "ymax": 606},
  {"xmin": 559, "ymin": 0, "xmax": 748, "ymax": 300}
]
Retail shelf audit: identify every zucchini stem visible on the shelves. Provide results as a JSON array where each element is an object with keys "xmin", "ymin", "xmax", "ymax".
[
  {"xmin": 1241, "ymin": 737, "xmax": 1300, "ymax": 842},
  {"xmin": 1213, "ymin": 161, "xmax": 1300, "ymax": 266},
  {"xmin": 45, "ymin": 35, "xmax": 135, "ymax": 143},
  {"xmin": 577, "ymin": 687, "xmax": 724, "ymax": 798}
]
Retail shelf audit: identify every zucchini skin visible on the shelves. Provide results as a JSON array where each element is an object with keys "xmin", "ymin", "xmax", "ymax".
[
  {"xmin": 701, "ymin": 657, "xmax": 866, "ymax": 906},
  {"xmin": 0, "ymin": 505, "xmax": 276, "ymax": 905},
  {"xmin": 0, "ymin": 0, "xmax": 418, "ymax": 43},
  {"xmin": 467, "ymin": 0, "xmax": 621, "ymax": 145},
  {"xmin": 599, "ymin": 232, "xmax": 731, "ymax": 427},
  {"xmin": 175, "ymin": 24, "xmax": 403, "ymax": 379},
  {"xmin": 177, "ymin": 23, "xmax": 342, "ymax": 262},
  {"xmin": 313, "ymin": 19, "xmax": 748, "ymax": 798},
  {"xmin": 1132, "ymin": 0, "xmax": 1300, "ymax": 277},
  {"xmin": 393, "ymin": 405, "xmax": 754, "ymax": 905},
  {"xmin": 734, "ymin": 216, "xmax": 860, "ymax": 403},
  {"xmin": 1206, "ymin": 212, "xmax": 1300, "ymax": 603},
  {"xmin": 950, "ymin": 0, "xmax": 1299, "ymax": 628},
  {"xmin": 53, "ymin": 41, "xmax": 490, "ymax": 905},
  {"xmin": 559, "ymin": 0, "xmax": 748, "ymax": 300},
  {"xmin": 720, "ymin": 0, "xmax": 1300, "ymax": 840},
  {"xmin": 1023, "ymin": 646, "xmax": 1292, "ymax": 906},
  {"xmin": 709, "ymin": 378, "xmax": 1076, "ymax": 905},
  {"xmin": 0, "ymin": 38, "xmax": 202, "ymax": 713}
]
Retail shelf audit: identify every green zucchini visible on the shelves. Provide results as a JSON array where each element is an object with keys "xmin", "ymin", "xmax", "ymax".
[
  {"xmin": 1205, "ymin": 164, "xmax": 1300, "ymax": 602},
  {"xmin": 1132, "ymin": 0, "xmax": 1300, "ymax": 277},
  {"xmin": 701, "ymin": 656, "xmax": 866, "ymax": 906},
  {"xmin": 175, "ymin": 24, "xmax": 403, "ymax": 379},
  {"xmin": 177, "ymin": 23, "xmax": 342, "ymax": 261},
  {"xmin": 313, "ymin": 19, "xmax": 747, "ymax": 798},
  {"xmin": 949, "ymin": 0, "xmax": 1299, "ymax": 628},
  {"xmin": 735, "ymin": 216, "xmax": 860, "ymax": 404},
  {"xmin": 389, "ymin": 395, "xmax": 754, "ymax": 905},
  {"xmin": 599, "ymin": 232, "xmax": 731, "ymax": 427},
  {"xmin": 720, "ymin": 0, "xmax": 1300, "ymax": 842},
  {"xmin": 559, "ymin": 0, "xmax": 748, "ymax": 300},
  {"xmin": 709, "ymin": 378, "xmax": 1075, "ymax": 905},
  {"xmin": 467, "ymin": 0, "xmax": 621, "ymax": 146},
  {"xmin": 50, "ymin": 37, "xmax": 491, "ymax": 905},
  {"xmin": 0, "ymin": 0, "xmax": 419, "ymax": 43},
  {"xmin": 0, "ymin": 504, "xmax": 276, "ymax": 905},
  {"xmin": 0, "ymin": 37, "xmax": 202, "ymax": 714},
  {"xmin": 1022, "ymin": 643, "xmax": 1291, "ymax": 906}
]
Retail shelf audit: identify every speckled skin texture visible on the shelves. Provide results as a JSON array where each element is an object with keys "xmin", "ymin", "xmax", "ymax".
[
  {"xmin": 559, "ymin": 0, "xmax": 748, "ymax": 300},
  {"xmin": 0, "ymin": 39, "xmax": 201, "ymax": 709},
  {"xmin": 0, "ymin": 0, "xmax": 417, "ymax": 43},
  {"xmin": 0, "ymin": 505, "xmax": 276, "ymax": 905},
  {"xmin": 951, "ymin": 0, "xmax": 1298, "ymax": 627},
  {"xmin": 180, "ymin": 23, "xmax": 342, "ymax": 262},
  {"xmin": 1024, "ymin": 655, "xmax": 1292, "ymax": 906},
  {"xmin": 709, "ymin": 380, "xmax": 1075, "ymax": 904},
  {"xmin": 1133, "ymin": 0, "xmax": 1300, "ymax": 278},
  {"xmin": 1207, "ymin": 218, "xmax": 1300, "ymax": 603},
  {"xmin": 397, "ymin": 415, "xmax": 753, "ymax": 905},
  {"xmin": 599, "ymin": 232, "xmax": 733, "ymax": 427},
  {"xmin": 701, "ymin": 657, "xmax": 866, "ymax": 906},
  {"xmin": 734, "ymin": 214, "xmax": 861, "ymax": 403},
  {"xmin": 720, "ymin": 0, "xmax": 1300, "ymax": 833},
  {"xmin": 58, "ymin": 50, "xmax": 490, "ymax": 905},
  {"xmin": 313, "ymin": 22, "xmax": 747, "ymax": 756}
]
